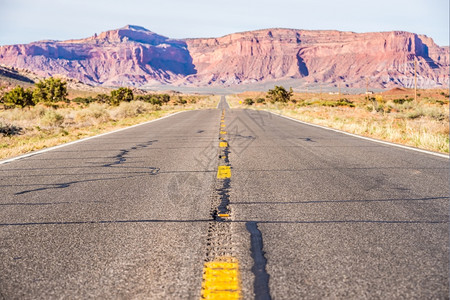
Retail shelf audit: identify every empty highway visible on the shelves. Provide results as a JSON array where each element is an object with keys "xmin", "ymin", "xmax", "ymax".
[{"xmin": 0, "ymin": 97, "xmax": 448, "ymax": 299}]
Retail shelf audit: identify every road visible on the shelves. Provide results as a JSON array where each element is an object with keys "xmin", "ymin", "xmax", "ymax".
[{"xmin": 0, "ymin": 97, "xmax": 448, "ymax": 299}]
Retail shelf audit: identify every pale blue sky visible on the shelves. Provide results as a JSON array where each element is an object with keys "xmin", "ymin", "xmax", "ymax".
[{"xmin": 0, "ymin": 0, "xmax": 448, "ymax": 46}]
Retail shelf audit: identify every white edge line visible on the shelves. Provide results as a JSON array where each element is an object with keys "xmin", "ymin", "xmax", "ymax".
[
  {"xmin": 0, "ymin": 110, "xmax": 187, "ymax": 165},
  {"xmin": 266, "ymin": 110, "xmax": 449, "ymax": 159}
]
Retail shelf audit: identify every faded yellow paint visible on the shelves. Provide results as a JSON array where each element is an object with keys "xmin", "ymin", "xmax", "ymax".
[
  {"xmin": 220, "ymin": 131, "xmax": 227, "ymax": 135},
  {"xmin": 217, "ymin": 166, "xmax": 231, "ymax": 179},
  {"xmin": 220, "ymin": 124, "xmax": 226, "ymax": 128},
  {"xmin": 219, "ymin": 142, "xmax": 228, "ymax": 148},
  {"xmin": 201, "ymin": 257, "xmax": 241, "ymax": 300}
]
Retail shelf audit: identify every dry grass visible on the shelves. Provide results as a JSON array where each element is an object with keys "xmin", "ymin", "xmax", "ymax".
[
  {"xmin": 0, "ymin": 95, "xmax": 219, "ymax": 159},
  {"xmin": 230, "ymin": 89, "xmax": 449, "ymax": 154}
]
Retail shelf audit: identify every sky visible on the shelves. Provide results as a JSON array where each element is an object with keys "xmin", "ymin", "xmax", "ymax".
[{"xmin": 0, "ymin": 0, "xmax": 449, "ymax": 46}]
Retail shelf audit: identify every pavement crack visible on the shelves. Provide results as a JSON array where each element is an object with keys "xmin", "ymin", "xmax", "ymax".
[
  {"xmin": 246, "ymin": 221, "xmax": 272, "ymax": 300},
  {"xmin": 102, "ymin": 140, "xmax": 158, "ymax": 167}
]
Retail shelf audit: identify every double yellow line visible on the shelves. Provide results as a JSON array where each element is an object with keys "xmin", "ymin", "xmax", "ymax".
[
  {"xmin": 201, "ymin": 257, "xmax": 241, "ymax": 300},
  {"xmin": 217, "ymin": 110, "xmax": 230, "ymax": 180},
  {"xmin": 201, "ymin": 109, "xmax": 241, "ymax": 300}
]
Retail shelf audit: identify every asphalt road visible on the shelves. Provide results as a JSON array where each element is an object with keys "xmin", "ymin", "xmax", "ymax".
[{"xmin": 0, "ymin": 97, "xmax": 448, "ymax": 299}]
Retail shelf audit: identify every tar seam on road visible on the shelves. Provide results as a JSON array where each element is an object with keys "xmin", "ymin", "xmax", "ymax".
[
  {"xmin": 266, "ymin": 110, "xmax": 449, "ymax": 159},
  {"xmin": 246, "ymin": 222, "xmax": 272, "ymax": 300},
  {"xmin": 0, "ymin": 111, "xmax": 187, "ymax": 165}
]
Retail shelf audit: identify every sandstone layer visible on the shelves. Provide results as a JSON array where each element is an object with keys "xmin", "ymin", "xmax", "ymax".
[{"xmin": 0, "ymin": 25, "xmax": 448, "ymax": 89}]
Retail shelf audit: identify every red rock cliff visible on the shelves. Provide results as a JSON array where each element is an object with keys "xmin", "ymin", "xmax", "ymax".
[
  {"xmin": 185, "ymin": 29, "xmax": 449, "ymax": 88},
  {"xmin": 0, "ymin": 26, "xmax": 447, "ymax": 89}
]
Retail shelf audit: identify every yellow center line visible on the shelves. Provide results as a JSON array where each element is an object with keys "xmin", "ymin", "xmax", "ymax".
[
  {"xmin": 219, "ymin": 142, "xmax": 228, "ymax": 148},
  {"xmin": 217, "ymin": 166, "xmax": 231, "ymax": 179},
  {"xmin": 220, "ymin": 131, "xmax": 227, "ymax": 135},
  {"xmin": 201, "ymin": 257, "xmax": 241, "ymax": 300}
]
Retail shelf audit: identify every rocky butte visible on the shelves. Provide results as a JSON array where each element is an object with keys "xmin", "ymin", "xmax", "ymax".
[{"xmin": 0, "ymin": 25, "xmax": 448, "ymax": 90}]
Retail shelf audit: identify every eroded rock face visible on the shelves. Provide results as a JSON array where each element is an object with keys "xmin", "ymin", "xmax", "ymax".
[
  {"xmin": 0, "ymin": 25, "xmax": 196, "ymax": 86},
  {"xmin": 184, "ymin": 29, "xmax": 449, "ymax": 88},
  {"xmin": 0, "ymin": 25, "xmax": 448, "ymax": 88}
]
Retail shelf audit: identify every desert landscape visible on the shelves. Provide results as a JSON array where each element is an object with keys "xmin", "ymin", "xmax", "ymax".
[
  {"xmin": 0, "ymin": 24, "xmax": 449, "ymax": 158},
  {"xmin": 0, "ymin": 1, "xmax": 449, "ymax": 298}
]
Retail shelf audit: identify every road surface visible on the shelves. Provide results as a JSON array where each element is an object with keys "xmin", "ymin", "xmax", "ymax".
[{"xmin": 0, "ymin": 97, "xmax": 448, "ymax": 299}]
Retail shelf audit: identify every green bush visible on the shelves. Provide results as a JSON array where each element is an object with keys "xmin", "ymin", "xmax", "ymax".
[
  {"xmin": 149, "ymin": 97, "xmax": 162, "ymax": 105},
  {"xmin": 160, "ymin": 94, "xmax": 170, "ymax": 103},
  {"xmin": 110, "ymin": 87, "xmax": 134, "ymax": 106},
  {"xmin": 393, "ymin": 98, "xmax": 413, "ymax": 104},
  {"xmin": 33, "ymin": 77, "xmax": 68, "ymax": 105},
  {"xmin": 95, "ymin": 93, "xmax": 111, "ymax": 104},
  {"xmin": 244, "ymin": 98, "xmax": 254, "ymax": 105},
  {"xmin": 72, "ymin": 96, "xmax": 95, "ymax": 105},
  {"xmin": 321, "ymin": 99, "xmax": 354, "ymax": 107},
  {"xmin": 176, "ymin": 96, "xmax": 187, "ymax": 105},
  {"xmin": 256, "ymin": 98, "xmax": 265, "ymax": 103},
  {"xmin": 1, "ymin": 86, "xmax": 35, "ymax": 108},
  {"xmin": 267, "ymin": 86, "xmax": 293, "ymax": 103},
  {"xmin": 135, "ymin": 94, "xmax": 169, "ymax": 105}
]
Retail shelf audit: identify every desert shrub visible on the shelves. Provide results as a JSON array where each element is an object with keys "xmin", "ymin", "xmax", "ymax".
[
  {"xmin": 95, "ymin": 93, "xmax": 111, "ymax": 104},
  {"xmin": 297, "ymin": 101, "xmax": 313, "ymax": 107},
  {"xmin": 75, "ymin": 103, "xmax": 110, "ymax": 124},
  {"xmin": 33, "ymin": 77, "xmax": 68, "ymax": 105},
  {"xmin": 149, "ymin": 97, "xmax": 162, "ymax": 105},
  {"xmin": 1, "ymin": 86, "xmax": 35, "ymax": 108},
  {"xmin": 160, "ymin": 94, "xmax": 170, "ymax": 104},
  {"xmin": 321, "ymin": 99, "xmax": 354, "ymax": 107},
  {"xmin": 136, "ymin": 94, "xmax": 170, "ymax": 105},
  {"xmin": 267, "ymin": 86, "xmax": 293, "ymax": 103},
  {"xmin": 72, "ymin": 96, "xmax": 95, "ymax": 105},
  {"xmin": 0, "ymin": 105, "xmax": 47, "ymax": 123},
  {"xmin": 110, "ymin": 87, "xmax": 134, "ymax": 106},
  {"xmin": 393, "ymin": 98, "xmax": 413, "ymax": 104},
  {"xmin": 244, "ymin": 98, "xmax": 254, "ymax": 105},
  {"xmin": 256, "ymin": 98, "xmax": 265, "ymax": 103},
  {"xmin": 40, "ymin": 110, "xmax": 64, "ymax": 127},
  {"xmin": 407, "ymin": 111, "xmax": 424, "ymax": 119},
  {"xmin": 175, "ymin": 96, "xmax": 187, "ymax": 105},
  {"xmin": 112, "ymin": 101, "xmax": 153, "ymax": 119},
  {"xmin": 423, "ymin": 107, "xmax": 447, "ymax": 121}
]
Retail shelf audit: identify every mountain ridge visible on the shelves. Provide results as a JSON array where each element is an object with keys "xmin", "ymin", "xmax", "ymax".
[{"xmin": 0, "ymin": 25, "xmax": 448, "ymax": 89}]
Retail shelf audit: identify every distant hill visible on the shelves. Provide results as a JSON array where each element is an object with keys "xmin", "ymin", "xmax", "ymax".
[
  {"xmin": 0, "ymin": 25, "xmax": 448, "ymax": 90},
  {"xmin": 0, "ymin": 65, "xmax": 35, "ymax": 87}
]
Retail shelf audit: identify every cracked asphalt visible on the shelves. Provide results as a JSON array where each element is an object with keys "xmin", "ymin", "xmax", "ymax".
[{"xmin": 0, "ymin": 98, "xmax": 448, "ymax": 299}]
